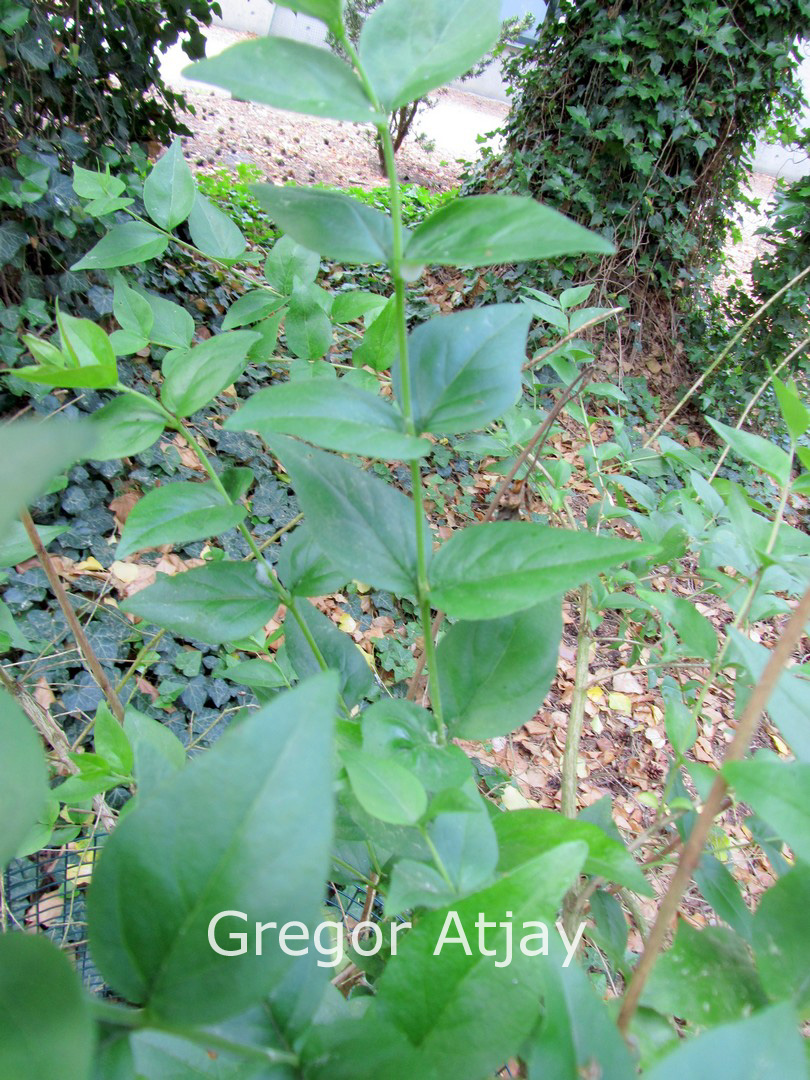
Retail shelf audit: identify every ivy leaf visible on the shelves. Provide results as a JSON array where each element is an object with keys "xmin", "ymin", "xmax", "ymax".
[
  {"xmin": 88, "ymin": 675, "xmax": 338, "ymax": 1024},
  {"xmin": 121, "ymin": 561, "xmax": 278, "ymax": 645},
  {"xmin": 143, "ymin": 138, "xmax": 196, "ymax": 231},
  {"xmin": 185, "ymin": 38, "xmax": 379, "ymax": 124}
]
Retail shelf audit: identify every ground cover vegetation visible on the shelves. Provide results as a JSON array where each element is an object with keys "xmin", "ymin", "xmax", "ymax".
[
  {"xmin": 0, "ymin": 1, "xmax": 809, "ymax": 1078},
  {"xmin": 464, "ymin": 0, "xmax": 810, "ymax": 412}
]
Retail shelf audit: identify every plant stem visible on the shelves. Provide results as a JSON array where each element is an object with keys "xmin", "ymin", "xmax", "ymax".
[
  {"xmin": 560, "ymin": 585, "xmax": 591, "ymax": 818},
  {"xmin": 617, "ymin": 584, "xmax": 810, "ymax": 1035},
  {"xmin": 91, "ymin": 1000, "xmax": 299, "ymax": 1066},
  {"xmin": 114, "ymin": 384, "xmax": 335, "ymax": 688},
  {"xmin": 339, "ymin": 33, "xmax": 445, "ymax": 738},
  {"xmin": 20, "ymin": 509, "xmax": 125, "ymax": 723},
  {"xmin": 707, "ymin": 337, "xmax": 809, "ymax": 482},
  {"xmin": 645, "ymin": 264, "xmax": 810, "ymax": 445}
]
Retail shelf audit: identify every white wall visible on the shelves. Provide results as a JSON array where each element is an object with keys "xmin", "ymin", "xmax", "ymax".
[{"xmin": 211, "ymin": 2, "xmax": 810, "ymax": 172}]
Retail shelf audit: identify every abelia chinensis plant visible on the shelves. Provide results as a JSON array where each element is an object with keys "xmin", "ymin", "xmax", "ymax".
[{"xmin": 1, "ymin": 2, "xmax": 810, "ymax": 1077}]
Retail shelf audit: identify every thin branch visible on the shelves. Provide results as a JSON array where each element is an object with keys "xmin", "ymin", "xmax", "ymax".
[
  {"xmin": 20, "ymin": 510, "xmax": 125, "ymax": 723},
  {"xmin": 618, "ymin": 585, "xmax": 810, "ymax": 1034}
]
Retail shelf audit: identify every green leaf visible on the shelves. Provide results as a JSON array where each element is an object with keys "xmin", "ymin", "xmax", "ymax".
[
  {"xmin": 723, "ymin": 758, "xmax": 810, "ymax": 863},
  {"xmin": 86, "ymin": 395, "xmax": 165, "ymax": 461},
  {"xmin": 94, "ymin": 701, "xmax": 133, "ymax": 776},
  {"xmin": 222, "ymin": 289, "xmax": 286, "ymax": 331},
  {"xmin": 134, "ymin": 287, "xmax": 195, "ymax": 348},
  {"xmin": 72, "ymin": 164, "xmax": 124, "ymax": 201},
  {"xmin": 559, "ymin": 284, "xmax": 595, "ymax": 310},
  {"xmin": 0, "ymin": 521, "xmax": 66, "ymax": 568},
  {"xmin": 642, "ymin": 923, "xmax": 767, "ymax": 1027},
  {"xmin": 188, "ymin": 194, "xmax": 246, "ymax": 261},
  {"xmin": 113, "ymin": 276, "xmax": 154, "ymax": 337},
  {"xmin": 405, "ymin": 195, "xmax": 614, "ymax": 268},
  {"xmin": 222, "ymin": 658, "xmax": 289, "ymax": 691},
  {"xmin": 15, "ymin": 311, "xmax": 118, "ymax": 389},
  {"xmin": 0, "ymin": 690, "xmax": 48, "ymax": 866},
  {"xmin": 121, "ymin": 561, "xmax": 278, "ymax": 645},
  {"xmin": 264, "ymin": 234, "xmax": 321, "ymax": 295},
  {"xmin": 494, "ymin": 808, "xmax": 651, "ymax": 894},
  {"xmin": 332, "ymin": 290, "xmax": 388, "ymax": 324},
  {"xmin": 161, "ymin": 330, "xmax": 260, "ymax": 417},
  {"xmin": 706, "ymin": 418, "xmax": 792, "ymax": 487},
  {"xmin": 123, "ymin": 707, "xmax": 186, "ymax": 803},
  {"xmin": 273, "ymin": 0, "xmax": 344, "ymax": 31},
  {"xmin": 752, "ymin": 863, "xmax": 810, "ymax": 1014},
  {"xmin": 438, "ymin": 600, "xmax": 561, "ymax": 740},
  {"xmin": 276, "ymin": 525, "xmax": 347, "ymax": 597},
  {"xmin": 359, "ymin": 0, "xmax": 500, "ymax": 113},
  {"xmin": 185, "ymin": 38, "xmax": 379, "ymax": 123},
  {"xmin": 253, "ymin": 185, "xmax": 395, "ymax": 264},
  {"xmin": 267, "ymin": 436, "xmax": 424, "ymax": 596},
  {"xmin": 0, "ymin": 933, "xmax": 94, "ymax": 1080},
  {"xmin": 0, "ymin": 420, "xmax": 94, "ymax": 540},
  {"xmin": 143, "ymin": 138, "xmax": 196, "ymax": 231},
  {"xmin": 644, "ymin": 1004, "xmax": 805, "ymax": 1080},
  {"xmin": 637, "ymin": 588, "xmax": 718, "ymax": 660},
  {"xmin": 286, "ymin": 601, "xmax": 373, "ymax": 707},
  {"xmin": 396, "ymin": 304, "xmax": 531, "ymax": 435},
  {"xmin": 342, "ymin": 749, "xmax": 428, "ymax": 825},
  {"xmin": 110, "ymin": 329, "xmax": 148, "ymax": 356},
  {"xmin": 226, "ymin": 380, "xmax": 428, "ymax": 460},
  {"xmin": 285, "ymin": 282, "xmax": 333, "ymax": 360},
  {"xmin": 248, "ymin": 312, "xmax": 285, "ymax": 363},
  {"xmin": 352, "ymin": 294, "xmax": 398, "ymax": 371},
  {"xmin": 371, "ymin": 844, "xmax": 587, "ymax": 1078},
  {"xmin": 695, "ymin": 854, "xmax": 753, "ymax": 942},
  {"xmin": 727, "ymin": 631, "xmax": 810, "ymax": 762},
  {"xmin": 773, "ymin": 377, "xmax": 810, "ymax": 442},
  {"xmin": 88, "ymin": 675, "xmax": 338, "ymax": 1023},
  {"xmin": 526, "ymin": 948, "xmax": 636, "ymax": 1080},
  {"xmin": 430, "ymin": 523, "xmax": 652, "ymax": 619},
  {"xmin": 71, "ymin": 221, "xmax": 169, "ymax": 271},
  {"xmin": 117, "ymin": 482, "xmax": 247, "ymax": 558}
]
